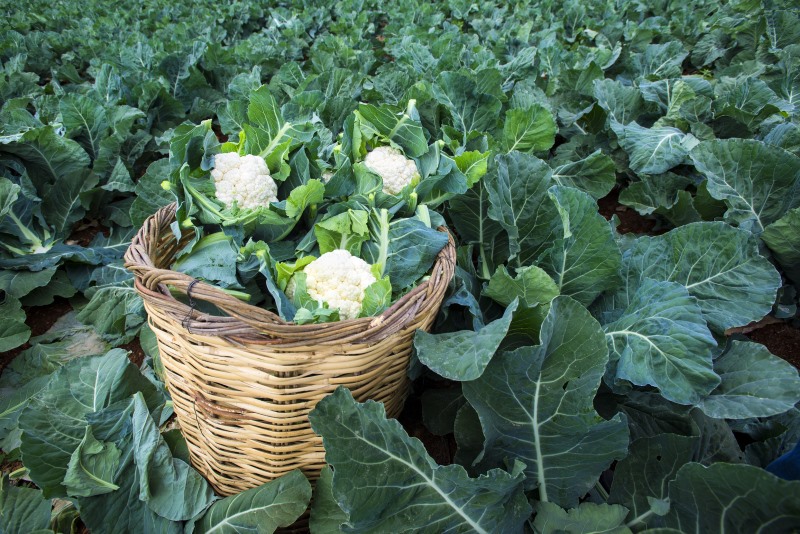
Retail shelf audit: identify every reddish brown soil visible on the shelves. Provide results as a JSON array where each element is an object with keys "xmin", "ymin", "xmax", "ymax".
[
  {"xmin": 0, "ymin": 298, "xmax": 73, "ymax": 375},
  {"xmin": 748, "ymin": 322, "xmax": 800, "ymax": 370},
  {"xmin": 118, "ymin": 338, "xmax": 146, "ymax": 367},
  {"xmin": 598, "ymin": 187, "xmax": 659, "ymax": 235}
]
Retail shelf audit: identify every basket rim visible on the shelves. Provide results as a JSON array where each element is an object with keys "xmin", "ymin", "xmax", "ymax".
[{"xmin": 124, "ymin": 203, "xmax": 456, "ymax": 341}]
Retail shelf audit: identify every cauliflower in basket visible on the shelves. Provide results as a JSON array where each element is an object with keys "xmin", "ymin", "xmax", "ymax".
[
  {"xmin": 286, "ymin": 249, "xmax": 376, "ymax": 320},
  {"xmin": 364, "ymin": 146, "xmax": 419, "ymax": 195},
  {"xmin": 210, "ymin": 152, "xmax": 278, "ymax": 209}
]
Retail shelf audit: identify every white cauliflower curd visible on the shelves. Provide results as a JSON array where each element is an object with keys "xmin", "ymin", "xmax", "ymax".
[
  {"xmin": 287, "ymin": 249, "xmax": 376, "ymax": 320},
  {"xmin": 210, "ymin": 152, "xmax": 278, "ymax": 209},
  {"xmin": 363, "ymin": 146, "xmax": 418, "ymax": 195}
]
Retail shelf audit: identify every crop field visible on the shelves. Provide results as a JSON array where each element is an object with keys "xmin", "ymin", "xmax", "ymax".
[{"xmin": 1, "ymin": 0, "xmax": 800, "ymax": 532}]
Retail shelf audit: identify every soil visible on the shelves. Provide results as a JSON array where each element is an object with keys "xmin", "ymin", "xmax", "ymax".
[
  {"xmin": 212, "ymin": 121, "xmax": 229, "ymax": 143},
  {"xmin": 598, "ymin": 187, "xmax": 660, "ymax": 235},
  {"xmin": 118, "ymin": 338, "xmax": 146, "ymax": 367},
  {"xmin": 66, "ymin": 219, "xmax": 109, "ymax": 247},
  {"xmin": 747, "ymin": 322, "xmax": 800, "ymax": 370},
  {"xmin": 0, "ymin": 297, "xmax": 73, "ymax": 375}
]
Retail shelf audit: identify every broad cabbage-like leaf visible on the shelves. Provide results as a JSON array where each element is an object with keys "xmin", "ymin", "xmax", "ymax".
[
  {"xmin": 602, "ymin": 279, "xmax": 720, "ymax": 405},
  {"xmin": 663, "ymin": 463, "xmax": 800, "ymax": 532},
  {"xmin": 309, "ymin": 387, "xmax": 531, "ymax": 534},
  {"xmin": 608, "ymin": 434, "xmax": 697, "ymax": 529},
  {"xmin": 531, "ymin": 502, "xmax": 632, "ymax": 534},
  {"xmin": 502, "ymin": 104, "xmax": 556, "ymax": 153},
  {"xmin": 614, "ymin": 222, "xmax": 781, "ymax": 332},
  {"xmin": 691, "ymin": 139, "xmax": 800, "ymax": 233},
  {"xmin": 463, "ymin": 296, "xmax": 629, "ymax": 508},
  {"xmin": 0, "ymin": 474, "xmax": 51, "ymax": 533},
  {"xmin": 482, "ymin": 265, "xmax": 559, "ymax": 308},
  {"xmin": 18, "ymin": 350, "xmax": 164, "ymax": 498},
  {"xmin": 0, "ymin": 295, "xmax": 29, "ymax": 352},
  {"xmin": 610, "ymin": 121, "xmax": 698, "ymax": 175},
  {"xmin": 310, "ymin": 466, "xmax": 348, "ymax": 533},
  {"xmin": 195, "ymin": 470, "xmax": 311, "ymax": 533},
  {"xmin": 697, "ymin": 341, "xmax": 800, "ymax": 419},
  {"xmin": 414, "ymin": 299, "xmax": 518, "ymax": 381},
  {"xmin": 362, "ymin": 208, "xmax": 448, "ymax": 290},
  {"xmin": 761, "ymin": 206, "xmax": 800, "ymax": 285},
  {"xmin": 130, "ymin": 394, "xmax": 214, "ymax": 521}
]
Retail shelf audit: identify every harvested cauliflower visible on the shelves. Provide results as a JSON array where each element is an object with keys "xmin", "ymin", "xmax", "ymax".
[
  {"xmin": 210, "ymin": 152, "xmax": 278, "ymax": 209},
  {"xmin": 286, "ymin": 249, "xmax": 376, "ymax": 320},
  {"xmin": 363, "ymin": 146, "xmax": 419, "ymax": 195}
]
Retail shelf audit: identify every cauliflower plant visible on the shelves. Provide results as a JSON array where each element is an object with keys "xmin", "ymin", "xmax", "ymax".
[
  {"xmin": 286, "ymin": 249, "xmax": 376, "ymax": 320},
  {"xmin": 210, "ymin": 152, "xmax": 278, "ymax": 209},
  {"xmin": 364, "ymin": 146, "xmax": 419, "ymax": 195}
]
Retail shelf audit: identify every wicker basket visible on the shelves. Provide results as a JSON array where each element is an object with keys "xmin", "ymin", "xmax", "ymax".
[{"xmin": 124, "ymin": 203, "xmax": 455, "ymax": 495}]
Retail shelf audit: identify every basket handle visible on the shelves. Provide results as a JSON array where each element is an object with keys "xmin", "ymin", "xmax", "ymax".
[{"xmin": 125, "ymin": 204, "xmax": 456, "ymax": 341}]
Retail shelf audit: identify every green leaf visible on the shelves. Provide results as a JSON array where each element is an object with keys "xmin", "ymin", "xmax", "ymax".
[
  {"xmin": 130, "ymin": 159, "xmax": 173, "ymax": 227},
  {"xmin": 195, "ymin": 470, "xmax": 310, "ymax": 533},
  {"xmin": 172, "ymin": 232, "xmax": 240, "ymax": 288},
  {"xmin": 314, "ymin": 209, "xmax": 370, "ymax": 256},
  {"xmin": 608, "ymin": 434, "xmax": 697, "ymax": 529},
  {"xmin": 18, "ymin": 349, "xmax": 163, "ymax": 498},
  {"xmin": 1, "ymin": 125, "xmax": 90, "ymax": 190},
  {"xmin": 363, "ymin": 209, "xmax": 448, "ymax": 290},
  {"xmin": 448, "ymin": 182, "xmax": 508, "ymax": 278},
  {"xmin": 0, "ymin": 177, "xmax": 21, "ymax": 218},
  {"xmin": 538, "ymin": 186, "xmax": 622, "ymax": 306},
  {"xmin": 618, "ymin": 222, "xmax": 781, "ymax": 332},
  {"xmin": 663, "ymin": 463, "xmax": 800, "ymax": 532},
  {"xmin": 762, "ymin": 206, "xmax": 800, "ymax": 285},
  {"xmin": 502, "ymin": 105, "xmax": 556, "ymax": 153},
  {"xmin": 0, "ymin": 296, "xmax": 30, "ymax": 352},
  {"xmin": 309, "ymin": 387, "xmax": 531, "ymax": 534},
  {"xmin": 64, "ymin": 427, "xmax": 121, "ymax": 497},
  {"xmin": 0, "ymin": 268, "xmax": 57, "ymax": 298},
  {"xmin": 697, "ymin": 341, "xmax": 800, "ymax": 419},
  {"xmin": 551, "ymin": 150, "xmax": 616, "ymax": 200},
  {"xmin": 0, "ymin": 474, "xmax": 51, "ymax": 534},
  {"xmin": 602, "ymin": 279, "xmax": 720, "ymax": 405},
  {"xmin": 310, "ymin": 466, "xmax": 347, "ymax": 534},
  {"xmin": 77, "ymin": 401, "xmax": 181, "ymax": 534},
  {"xmin": 713, "ymin": 77, "xmax": 788, "ymax": 128},
  {"xmin": 485, "ymin": 151, "xmax": 555, "ymax": 265},
  {"xmin": 59, "ymin": 93, "xmax": 108, "ymax": 160},
  {"xmin": 131, "ymin": 394, "xmax": 214, "ymax": 521},
  {"xmin": 483, "ymin": 265, "xmax": 559, "ymax": 308},
  {"xmin": 432, "ymin": 72, "xmax": 502, "ymax": 135},
  {"xmin": 593, "ymin": 78, "xmax": 644, "ymax": 124},
  {"xmin": 284, "ymin": 178, "xmax": 324, "ymax": 219},
  {"xmin": 531, "ymin": 501, "xmax": 632, "ymax": 534},
  {"xmin": 618, "ymin": 172, "xmax": 697, "ymax": 223},
  {"xmin": 463, "ymin": 296, "xmax": 629, "ymax": 508},
  {"xmin": 356, "ymin": 102, "xmax": 428, "ymax": 158},
  {"xmin": 359, "ymin": 276, "xmax": 392, "ymax": 317},
  {"xmin": 76, "ymin": 281, "xmax": 145, "ymax": 345},
  {"xmin": 691, "ymin": 139, "xmax": 800, "ymax": 233},
  {"xmin": 453, "ymin": 150, "xmax": 490, "ymax": 187},
  {"xmin": 414, "ymin": 300, "xmax": 518, "ymax": 381},
  {"xmin": 611, "ymin": 121, "xmax": 698, "ymax": 175}
]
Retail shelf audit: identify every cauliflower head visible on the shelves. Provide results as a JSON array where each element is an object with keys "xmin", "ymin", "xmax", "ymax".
[
  {"xmin": 363, "ymin": 146, "xmax": 419, "ymax": 195},
  {"xmin": 210, "ymin": 152, "xmax": 278, "ymax": 209},
  {"xmin": 286, "ymin": 249, "xmax": 376, "ymax": 320}
]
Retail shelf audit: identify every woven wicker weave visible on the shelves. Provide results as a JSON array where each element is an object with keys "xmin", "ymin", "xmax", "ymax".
[{"xmin": 124, "ymin": 203, "xmax": 455, "ymax": 495}]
